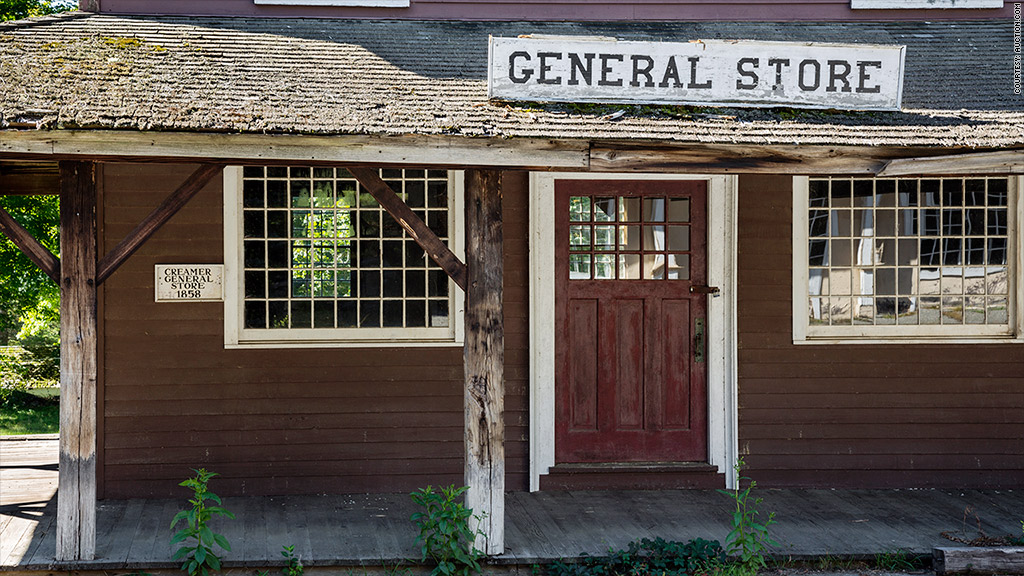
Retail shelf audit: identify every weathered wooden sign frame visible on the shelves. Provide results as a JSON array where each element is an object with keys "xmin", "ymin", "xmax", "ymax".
[
  {"xmin": 155, "ymin": 264, "xmax": 224, "ymax": 302},
  {"xmin": 488, "ymin": 36, "xmax": 906, "ymax": 111}
]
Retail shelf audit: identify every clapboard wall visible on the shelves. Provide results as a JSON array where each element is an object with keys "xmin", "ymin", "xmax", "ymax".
[
  {"xmin": 89, "ymin": 0, "xmax": 1013, "ymax": 20},
  {"xmin": 97, "ymin": 164, "xmax": 530, "ymax": 498},
  {"xmin": 97, "ymin": 165, "xmax": 1024, "ymax": 496},
  {"xmin": 736, "ymin": 174, "xmax": 1024, "ymax": 489}
]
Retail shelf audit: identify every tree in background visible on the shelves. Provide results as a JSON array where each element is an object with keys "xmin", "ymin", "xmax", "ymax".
[
  {"xmin": 0, "ymin": 0, "xmax": 77, "ymax": 21},
  {"xmin": 0, "ymin": 195, "xmax": 60, "ymax": 346},
  {"xmin": 0, "ymin": 0, "xmax": 73, "ymax": 341}
]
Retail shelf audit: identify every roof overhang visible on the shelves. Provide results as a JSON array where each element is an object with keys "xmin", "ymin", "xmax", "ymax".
[{"xmin": 1, "ymin": 15, "xmax": 1022, "ymax": 153}]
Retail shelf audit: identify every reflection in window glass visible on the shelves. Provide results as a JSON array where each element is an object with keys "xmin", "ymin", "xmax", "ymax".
[
  {"xmin": 567, "ymin": 193, "xmax": 697, "ymax": 282},
  {"xmin": 806, "ymin": 177, "xmax": 1013, "ymax": 331},
  {"xmin": 241, "ymin": 167, "xmax": 451, "ymax": 331}
]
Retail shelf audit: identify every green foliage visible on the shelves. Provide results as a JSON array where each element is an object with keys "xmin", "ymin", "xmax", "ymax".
[
  {"xmin": 715, "ymin": 459, "xmax": 777, "ymax": 576},
  {"xmin": 0, "ymin": 387, "xmax": 59, "ymax": 434},
  {"xmin": 0, "ymin": 0, "xmax": 75, "ymax": 20},
  {"xmin": 545, "ymin": 537, "xmax": 726, "ymax": 576},
  {"xmin": 409, "ymin": 485, "xmax": 483, "ymax": 576},
  {"xmin": 281, "ymin": 545, "xmax": 303, "ymax": 576},
  {"xmin": 1010, "ymin": 521, "xmax": 1024, "ymax": 546},
  {"xmin": 170, "ymin": 469, "xmax": 235, "ymax": 576},
  {"xmin": 0, "ymin": 195, "xmax": 60, "ymax": 344},
  {"xmin": 873, "ymin": 549, "xmax": 925, "ymax": 571},
  {"xmin": 808, "ymin": 554, "xmax": 860, "ymax": 572}
]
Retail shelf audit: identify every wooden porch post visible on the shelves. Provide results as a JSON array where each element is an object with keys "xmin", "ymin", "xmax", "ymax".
[
  {"xmin": 463, "ymin": 169, "xmax": 504, "ymax": 555},
  {"xmin": 56, "ymin": 161, "xmax": 97, "ymax": 561}
]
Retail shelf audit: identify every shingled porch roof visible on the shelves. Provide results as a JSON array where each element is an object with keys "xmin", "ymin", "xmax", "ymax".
[{"xmin": 0, "ymin": 13, "xmax": 1021, "ymax": 148}]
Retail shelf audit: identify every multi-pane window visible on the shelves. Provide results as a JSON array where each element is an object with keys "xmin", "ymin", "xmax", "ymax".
[
  {"xmin": 796, "ymin": 176, "xmax": 1019, "ymax": 340},
  {"xmin": 226, "ymin": 167, "xmax": 461, "ymax": 346},
  {"xmin": 568, "ymin": 195, "xmax": 692, "ymax": 281}
]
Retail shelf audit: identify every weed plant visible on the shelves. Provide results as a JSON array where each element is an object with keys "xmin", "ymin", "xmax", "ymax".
[
  {"xmin": 410, "ymin": 485, "xmax": 483, "ymax": 576},
  {"xmin": 715, "ymin": 458, "xmax": 778, "ymax": 576},
  {"xmin": 170, "ymin": 469, "xmax": 235, "ymax": 576},
  {"xmin": 281, "ymin": 545, "xmax": 303, "ymax": 576},
  {"xmin": 874, "ymin": 549, "xmax": 925, "ymax": 571}
]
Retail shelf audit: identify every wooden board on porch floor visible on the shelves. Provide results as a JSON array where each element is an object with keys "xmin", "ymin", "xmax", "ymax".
[{"xmin": 3, "ymin": 437, "xmax": 1024, "ymax": 569}]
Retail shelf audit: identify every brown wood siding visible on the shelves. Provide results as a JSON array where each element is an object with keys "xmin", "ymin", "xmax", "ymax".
[
  {"xmin": 92, "ymin": 0, "xmax": 1014, "ymax": 20},
  {"xmin": 98, "ymin": 164, "xmax": 530, "ymax": 498},
  {"xmin": 736, "ymin": 174, "xmax": 1024, "ymax": 489}
]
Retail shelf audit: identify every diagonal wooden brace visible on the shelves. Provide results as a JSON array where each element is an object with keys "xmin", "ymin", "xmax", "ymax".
[
  {"xmin": 348, "ymin": 167, "xmax": 468, "ymax": 291},
  {"xmin": 0, "ymin": 205, "xmax": 61, "ymax": 283},
  {"xmin": 96, "ymin": 164, "xmax": 223, "ymax": 285}
]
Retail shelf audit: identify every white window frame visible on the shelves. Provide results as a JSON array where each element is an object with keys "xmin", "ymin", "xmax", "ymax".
[
  {"xmin": 255, "ymin": 0, "xmax": 409, "ymax": 6},
  {"xmin": 223, "ymin": 166, "xmax": 465, "ymax": 349},
  {"xmin": 851, "ymin": 0, "xmax": 1003, "ymax": 8},
  {"xmin": 792, "ymin": 175, "xmax": 1024, "ymax": 345}
]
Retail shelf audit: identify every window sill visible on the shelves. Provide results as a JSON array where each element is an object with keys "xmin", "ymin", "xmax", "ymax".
[
  {"xmin": 226, "ymin": 339, "xmax": 463, "ymax": 349},
  {"xmin": 254, "ymin": 0, "xmax": 410, "ymax": 6},
  {"xmin": 793, "ymin": 336, "xmax": 1024, "ymax": 345},
  {"xmin": 850, "ymin": 0, "xmax": 1003, "ymax": 8}
]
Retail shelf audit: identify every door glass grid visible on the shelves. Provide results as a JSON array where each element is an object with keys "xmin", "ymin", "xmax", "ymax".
[
  {"xmin": 240, "ymin": 166, "xmax": 452, "ymax": 330},
  {"xmin": 807, "ymin": 176, "xmax": 1011, "ymax": 327},
  {"xmin": 569, "ymin": 195, "xmax": 692, "ymax": 280}
]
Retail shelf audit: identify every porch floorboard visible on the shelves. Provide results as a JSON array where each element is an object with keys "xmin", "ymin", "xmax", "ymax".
[{"xmin": 4, "ymin": 437, "xmax": 1024, "ymax": 570}]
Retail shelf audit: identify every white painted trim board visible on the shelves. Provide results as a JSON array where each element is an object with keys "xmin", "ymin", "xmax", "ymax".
[{"xmin": 528, "ymin": 172, "xmax": 740, "ymax": 491}]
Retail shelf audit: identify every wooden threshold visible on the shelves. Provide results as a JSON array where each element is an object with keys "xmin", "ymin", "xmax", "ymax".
[
  {"xmin": 541, "ymin": 461, "xmax": 725, "ymax": 490},
  {"xmin": 549, "ymin": 462, "xmax": 720, "ymax": 473}
]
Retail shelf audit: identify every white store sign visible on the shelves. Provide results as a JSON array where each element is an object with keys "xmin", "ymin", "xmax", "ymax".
[
  {"xmin": 488, "ymin": 36, "xmax": 906, "ymax": 111},
  {"xmin": 155, "ymin": 264, "xmax": 224, "ymax": 302}
]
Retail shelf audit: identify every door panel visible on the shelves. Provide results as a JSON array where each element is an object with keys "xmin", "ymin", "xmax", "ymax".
[
  {"xmin": 555, "ymin": 179, "xmax": 708, "ymax": 463},
  {"xmin": 569, "ymin": 299, "xmax": 598, "ymax": 430},
  {"xmin": 662, "ymin": 299, "xmax": 692, "ymax": 430},
  {"xmin": 614, "ymin": 299, "xmax": 644, "ymax": 430}
]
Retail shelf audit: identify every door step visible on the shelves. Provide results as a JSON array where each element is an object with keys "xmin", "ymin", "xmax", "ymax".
[{"xmin": 540, "ymin": 462, "xmax": 725, "ymax": 490}]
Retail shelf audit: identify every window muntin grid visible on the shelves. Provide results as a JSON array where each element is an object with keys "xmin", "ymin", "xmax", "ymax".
[
  {"xmin": 805, "ymin": 176, "xmax": 1013, "ymax": 335},
  {"xmin": 568, "ymin": 195, "xmax": 692, "ymax": 281},
  {"xmin": 238, "ymin": 166, "xmax": 454, "ymax": 338}
]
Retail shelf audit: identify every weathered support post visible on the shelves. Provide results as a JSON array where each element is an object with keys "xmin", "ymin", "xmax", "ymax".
[
  {"xmin": 463, "ymin": 169, "xmax": 504, "ymax": 555},
  {"xmin": 56, "ymin": 161, "xmax": 97, "ymax": 561}
]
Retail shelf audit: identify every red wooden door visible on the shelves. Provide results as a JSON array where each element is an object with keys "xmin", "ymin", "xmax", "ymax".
[{"xmin": 555, "ymin": 179, "xmax": 708, "ymax": 463}]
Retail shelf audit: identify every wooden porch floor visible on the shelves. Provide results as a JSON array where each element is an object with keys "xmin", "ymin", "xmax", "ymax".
[{"xmin": 3, "ymin": 436, "xmax": 1024, "ymax": 570}]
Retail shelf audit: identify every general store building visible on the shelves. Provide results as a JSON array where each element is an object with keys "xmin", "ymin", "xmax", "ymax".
[{"xmin": 0, "ymin": 0, "xmax": 1022, "ymax": 564}]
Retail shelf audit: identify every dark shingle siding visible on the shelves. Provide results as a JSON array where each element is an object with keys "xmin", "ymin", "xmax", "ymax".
[{"xmin": 0, "ymin": 14, "xmax": 1021, "ymax": 146}]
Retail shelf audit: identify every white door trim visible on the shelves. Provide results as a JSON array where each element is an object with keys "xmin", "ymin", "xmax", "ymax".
[{"xmin": 528, "ymin": 172, "xmax": 739, "ymax": 491}]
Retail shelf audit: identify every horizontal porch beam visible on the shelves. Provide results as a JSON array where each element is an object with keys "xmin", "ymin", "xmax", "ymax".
[
  {"xmin": 589, "ymin": 144, "xmax": 1024, "ymax": 174},
  {"xmin": 348, "ymin": 167, "xmax": 468, "ymax": 291},
  {"xmin": 0, "ymin": 131, "xmax": 590, "ymax": 170},
  {"xmin": 877, "ymin": 150, "xmax": 1024, "ymax": 177},
  {"xmin": 3, "ymin": 130, "xmax": 1020, "ymax": 175}
]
